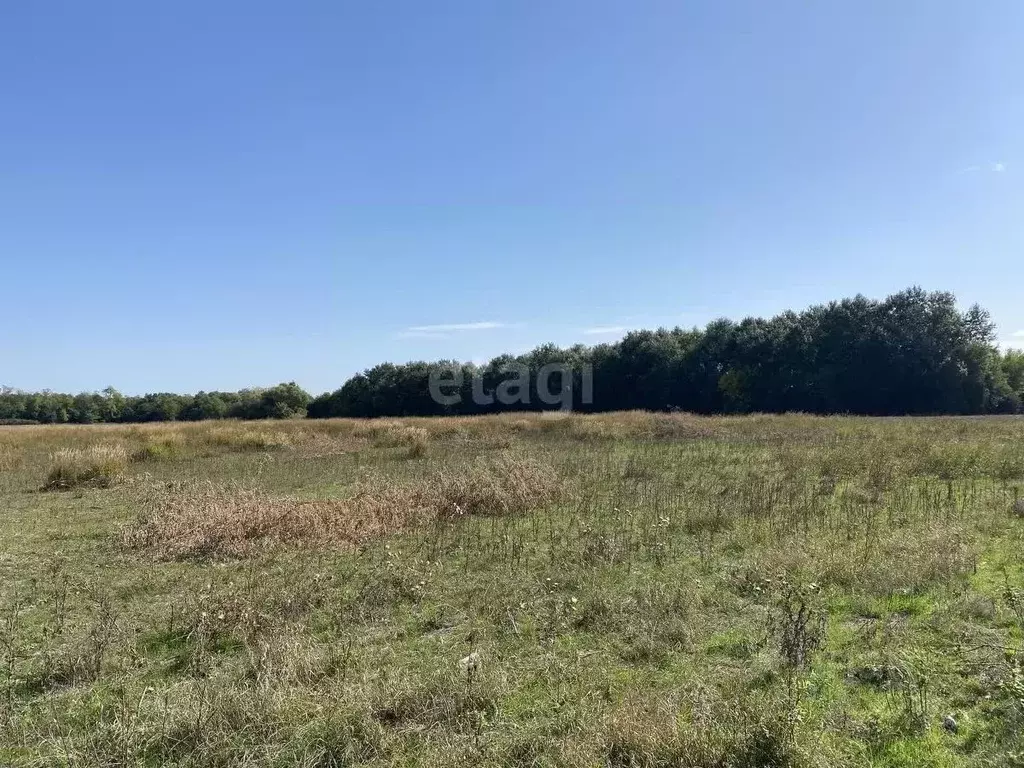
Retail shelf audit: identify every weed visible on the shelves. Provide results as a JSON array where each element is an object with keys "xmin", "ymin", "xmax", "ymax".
[{"xmin": 770, "ymin": 581, "xmax": 826, "ymax": 670}]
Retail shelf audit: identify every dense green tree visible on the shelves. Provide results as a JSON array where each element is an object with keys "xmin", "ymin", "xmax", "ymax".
[
  {"xmin": 306, "ymin": 288, "xmax": 1018, "ymax": 419},
  {"xmin": 1004, "ymin": 350, "xmax": 1024, "ymax": 399},
  {"xmin": 99, "ymin": 387, "xmax": 126, "ymax": 422},
  {"xmin": 255, "ymin": 382, "xmax": 312, "ymax": 419},
  {"xmin": 123, "ymin": 393, "xmax": 188, "ymax": 422},
  {"xmin": 179, "ymin": 392, "xmax": 229, "ymax": 421},
  {"xmin": 70, "ymin": 393, "xmax": 102, "ymax": 424}
]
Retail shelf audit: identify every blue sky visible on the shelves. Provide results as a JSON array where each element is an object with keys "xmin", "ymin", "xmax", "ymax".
[{"xmin": 3, "ymin": 1, "xmax": 1022, "ymax": 395}]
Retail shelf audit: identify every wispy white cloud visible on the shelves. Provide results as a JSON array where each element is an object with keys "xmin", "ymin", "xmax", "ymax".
[
  {"xmin": 394, "ymin": 320, "xmax": 513, "ymax": 340},
  {"xmin": 394, "ymin": 330, "xmax": 451, "ymax": 340},
  {"xmin": 582, "ymin": 325, "xmax": 628, "ymax": 336},
  {"xmin": 406, "ymin": 321, "xmax": 508, "ymax": 333},
  {"xmin": 1012, "ymin": 329, "xmax": 1024, "ymax": 338},
  {"xmin": 957, "ymin": 161, "xmax": 1007, "ymax": 175}
]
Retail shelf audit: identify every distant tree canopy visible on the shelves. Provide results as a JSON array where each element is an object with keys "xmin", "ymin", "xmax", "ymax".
[
  {"xmin": 2, "ymin": 289, "xmax": 1022, "ymax": 424},
  {"xmin": 0, "ymin": 383, "xmax": 312, "ymax": 425},
  {"xmin": 309, "ymin": 288, "xmax": 1023, "ymax": 418}
]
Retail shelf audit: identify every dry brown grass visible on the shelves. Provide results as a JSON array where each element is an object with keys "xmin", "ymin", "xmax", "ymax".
[
  {"xmin": 834, "ymin": 522, "xmax": 978, "ymax": 595},
  {"xmin": 122, "ymin": 451, "xmax": 563, "ymax": 560},
  {"xmin": 204, "ymin": 425, "xmax": 293, "ymax": 451},
  {"xmin": 739, "ymin": 519, "xmax": 978, "ymax": 599},
  {"xmin": 43, "ymin": 444, "xmax": 130, "ymax": 490},
  {"xmin": 0, "ymin": 444, "xmax": 21, "ymax": 472},
  {"xmin": 0, "ymin": 412, "xmax": 837, "ymax": 481},
  {"xmin": 131, "ymin": 431, "xmax": 188, "ymax": 462},
  {"xmin": 352, "ymin": 420, "xmax": 432, "ymax": 450},
  {"xmin": 601, "ymin": 690, "xmax": 807, "ymax": 768}
]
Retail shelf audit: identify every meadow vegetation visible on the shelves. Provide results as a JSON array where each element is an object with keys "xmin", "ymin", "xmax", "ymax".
[{"xmin": 1, "ymin": 412, "xmax": 1024, "ymax": 766}]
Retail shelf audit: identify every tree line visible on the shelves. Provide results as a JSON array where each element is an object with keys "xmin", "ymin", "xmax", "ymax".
[
  {"xmin": 4, "ymin": 289, "xmax": 1024, "ymax": 424},
  {"xmin": 0, "ymin": 382, "xmax": 312, "ymax": 425}
]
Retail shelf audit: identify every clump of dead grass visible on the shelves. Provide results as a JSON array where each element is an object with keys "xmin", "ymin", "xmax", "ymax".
[
  {"xmin": 0, "ymin": 444, "xmax": 22, "ymax": 472},
  {"xmin": 204, "ymin": 426, "xmax": 292, "ymax": 452},
  {"xmin": 353, "ymin": 421, "xmax": 431, "ymax": 452},
  {"xmin": 290, "ymin": 431, "xmax": 366, "ymax": 459},
  {"xmin": 405, "ymin": 428, "xmax": 430, "ymax": 458},
  {"xmin": 815, "ymin": 522, "xmax": 977, "ymax": 596},
  {"xmin": 431, "ymin": 452, "xmax": 561, "ymax": 518},
  {"xmin": 122, "ymin": 452, "xmax": 563, "ymax": 560},
  {"xmin": 43, "ymin": 444, "xmax": 129, "ymax": 491},
  {"xmin": 601, "ymin": 691, "xmax": 807, "ymax": 768},
  {"xmin": 734, "ymin": 519, "xmax": 978, "ymax": 601},
  {"xmin": 372, "ymin": 670, "xmax": 498, "ymax": 731}
]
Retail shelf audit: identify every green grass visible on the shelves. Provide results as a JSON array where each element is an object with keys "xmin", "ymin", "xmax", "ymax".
[{"xmin": 1, "ymin": 413, "xmax": 1024, "ymax": 766}]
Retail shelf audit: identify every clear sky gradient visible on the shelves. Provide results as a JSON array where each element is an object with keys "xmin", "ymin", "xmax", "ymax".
[{"xmin": 3, "ymin": 1, "xmax": 1022, "ymax": 395}]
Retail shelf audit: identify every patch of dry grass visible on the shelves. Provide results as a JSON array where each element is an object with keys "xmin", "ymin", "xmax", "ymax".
[
  {"xmin": 204, "ymin": 425, "xmax": 293, "ymax": 451},
  {"xmin": 0, "ymin": 444, "xmax": 21, "ymax": 472},
  {"xmin": 122, "ymin": 452, "xmax": 563, "ymax": 559},
  {"xmin": 601, "ymin": 690, "xmax": 808, "ymax": 768},
  {"xmin": 830, "ymin": 523, "xmax": 978, "ymax": 596},
  {"xmin": 43, "ymin": 444, "xmax": 129, "ymax": 490},
  {"xmin": 353, "ymin": 421, "xmax": 432, "ymax": 452},
  {"xmin": 734, "ymin": 520, "xmax": 978, "ymax": 601},
  {"xmin": 131, "ymin": 431, "xmax": 187, "ymax": 462}
]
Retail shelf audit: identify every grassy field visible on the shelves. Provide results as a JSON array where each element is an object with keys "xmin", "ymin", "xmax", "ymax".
[{"xmin": 2, "ymin": 412, "xmax": 1024, "ymax": 767}]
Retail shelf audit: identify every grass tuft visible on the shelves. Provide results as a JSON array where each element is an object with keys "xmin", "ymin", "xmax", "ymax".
[{"xmin": 43, "ymin": 444, "xmax": 129, "ymax": 490}]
